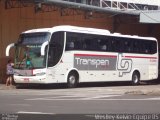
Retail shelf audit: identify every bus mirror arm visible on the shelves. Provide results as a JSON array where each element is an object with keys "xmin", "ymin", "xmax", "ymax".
[
  {"xmin": 41, "ymin": 41, "xmax": 48, "ymax": 56},
  {"xmin": 6, "ymin": 43, "xmax": 15, "ymax": 56}
]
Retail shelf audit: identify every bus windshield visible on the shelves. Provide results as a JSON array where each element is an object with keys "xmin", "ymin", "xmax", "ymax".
[
  {"xmin": 18, "ymin": 32, "xmax": 50, "ymax": 45},
  {"xmin": 14, "ymin": 32, "xmax": 50, "ymax": 69}
]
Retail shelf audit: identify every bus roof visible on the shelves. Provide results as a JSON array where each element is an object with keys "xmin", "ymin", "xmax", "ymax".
[
  {"xmin": 111, "ymin": 33, "xmax": 156, "ymax": 41},
  {"xmin": 23, "ymin": 25, "xmax": 110, "ymax": 36},
  {"xmin": 22, "ymin": 25, "xmax": 157, "ymax": 41}
]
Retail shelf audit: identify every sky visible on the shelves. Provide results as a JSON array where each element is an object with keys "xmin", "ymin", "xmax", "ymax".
[{"xmin": 110, "ymin": 0, "xmax": 160, "ymax": 5}]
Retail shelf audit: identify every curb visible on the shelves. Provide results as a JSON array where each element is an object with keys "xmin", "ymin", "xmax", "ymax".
[{"xmin": 125, "ymin": 89, "xmax": 160, "ymax": 96}]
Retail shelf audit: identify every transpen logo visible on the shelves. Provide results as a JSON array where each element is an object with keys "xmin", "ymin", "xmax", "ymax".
[
  {"xmin": 74, "ymin": 54, "xmax": 117, "ymax": 70},
  {"xmin": 117, "ymin": 53, "xmax": 133, "ymax": 77},
  {"xmin": 75, "ymin": 57, "xmax": 109, "ymax": 68}
]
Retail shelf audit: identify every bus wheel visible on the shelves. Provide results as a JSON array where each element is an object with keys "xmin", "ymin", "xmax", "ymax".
[
  {"xmin": 131, "ymin": 72, "xmax": 140, "ymax": 85},
  {"xmin": 67, "ymin": 72, "xmax": 78, "ymax": 88}
]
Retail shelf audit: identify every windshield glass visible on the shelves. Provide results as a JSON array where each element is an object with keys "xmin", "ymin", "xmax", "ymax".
[
  {"xmin": 14, "ymin": 32, "xmax": 50, "ymax": 69},
  {"xmin": 15, "ymin": 45, "xmax": 47, "ymax": 69},
  {"xmin": 18, "ymin": 32, "xmax": 50, "ymax": 45}
]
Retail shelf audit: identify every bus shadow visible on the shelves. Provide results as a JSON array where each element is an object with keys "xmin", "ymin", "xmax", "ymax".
[
  {"xmin": 16, "ymin": 79, "xmax": 160, "ymax": 90},
  {"xmin": 15, "ymin": 83, "xmax": 67, "ymax": 90},
  {"xmin": 78, "ymin": 79, "xmax": 160, "ymax": 88}
]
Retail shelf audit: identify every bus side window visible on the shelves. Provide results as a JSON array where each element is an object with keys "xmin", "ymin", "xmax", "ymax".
[
  {"xmin": 66, "ymin": 32, "xmax": 85, "ymax": 51},
  {"xmin": 139, "ymin": 40, "xmax": 146, "ymax": 54},
  {"xmin": 143, "ymin": 41, "xmax": 149, "ymax": 54},
  {"xmin": 110, "ymin": 39, "xmax": 116, "ymax": 52},
  {"xmin": 66, "ymin": 41, "xmax": 74, "ymax": 50},
  {"xmin": 48, "ymin": 44, "xmax": 55, "ymax": 67},
  {"xmin": 84, "ymin": 39, "xmax": 91, "ymax": 50},
  {"xmin": 123, "ymin": 39, "xmax": 132, "ymax": 53},
  {"xmin": 48, "ymin": 32, "xmax": 64, "ymax": 67},
  {"xmin": 116, "ymin": 38, "xmax": 121, "ymax": 52},
  {"xmin": 133, "ymin": 40, "xmax": 139, "ymax": 53},
  {"xmin": 101, "ymin": 45, "xmax": 107, "ymax": 51},
  {"xmin": 74, "ymin": 41, "xmax": 82, "ymax": 50},
  {"xmin": 98, "ymin": 39, "xmax": 108, "ymax": 52},
  {"xmin": 111, "ymin": 38, "xmax": 120, "ymax": 52},
  {"xmin": 149, "ymin": 41, "xmax": 157, "ymax": 54}
]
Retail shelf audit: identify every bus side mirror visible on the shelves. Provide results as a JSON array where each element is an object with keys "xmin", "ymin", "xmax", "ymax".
[
  {"xmin": 41, "ymin": 41, "xmax": 48, "ymax": 56},
  {"xmin": 6, "ymin": 43, "xmax": 15, "ymax": 56}
]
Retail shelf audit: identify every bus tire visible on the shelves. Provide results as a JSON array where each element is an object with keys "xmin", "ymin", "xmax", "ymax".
[
  {"xmin": 131, "ymin": 71, "xmax": 140, "ymax": 85},
  {"xmin": 67, "ymin": 71, "xmax": 78, "ymax": 88}
]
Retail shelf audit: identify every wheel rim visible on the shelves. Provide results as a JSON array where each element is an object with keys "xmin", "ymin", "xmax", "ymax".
[
  {"xmin": 69, "ymin": 75, "xmax": 76, "ymax": 85},
  {"xmin": 133, "ymin": 74, "xmax": 139, "ymax": 84}
]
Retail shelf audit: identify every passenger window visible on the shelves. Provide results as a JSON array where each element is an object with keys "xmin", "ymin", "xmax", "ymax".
[{"xmin": 48, "ymin": 32, "xmax": 64, "ymax": 67}]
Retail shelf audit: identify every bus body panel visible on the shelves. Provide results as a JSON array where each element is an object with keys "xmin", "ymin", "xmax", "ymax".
[{"xmin": 6, "ymin": 25, "xmax": 158, "ymax": 86}]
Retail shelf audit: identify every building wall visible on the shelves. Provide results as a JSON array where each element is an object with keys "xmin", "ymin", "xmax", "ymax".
[
  {"xmin": 0, "ymin": 2, "xmax": 113, "ymax": 82},
  {"xmin": 116, "ymin": 23, "xmax": 160, "ymax": 39}
]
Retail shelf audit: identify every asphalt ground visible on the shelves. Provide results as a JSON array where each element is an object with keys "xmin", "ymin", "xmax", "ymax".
[{"xmin": 0, "ymin": 80, "xmax": 160, "ymax": 120}]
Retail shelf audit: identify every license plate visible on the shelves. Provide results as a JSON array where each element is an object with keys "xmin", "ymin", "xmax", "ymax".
[{"xmin": 24, "ymin": 78, "xmax": 29, "ymax": 82}]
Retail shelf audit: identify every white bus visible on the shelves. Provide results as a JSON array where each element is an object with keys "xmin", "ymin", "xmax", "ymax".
[{"xmin": 6, "ymin": 25, "xmax": 158, "ymax": 88}]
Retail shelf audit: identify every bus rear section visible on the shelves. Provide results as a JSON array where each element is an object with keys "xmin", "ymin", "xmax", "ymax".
[{"xmin": 63, "ymin": 30, "xmax": 158, "ymax": 87}]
